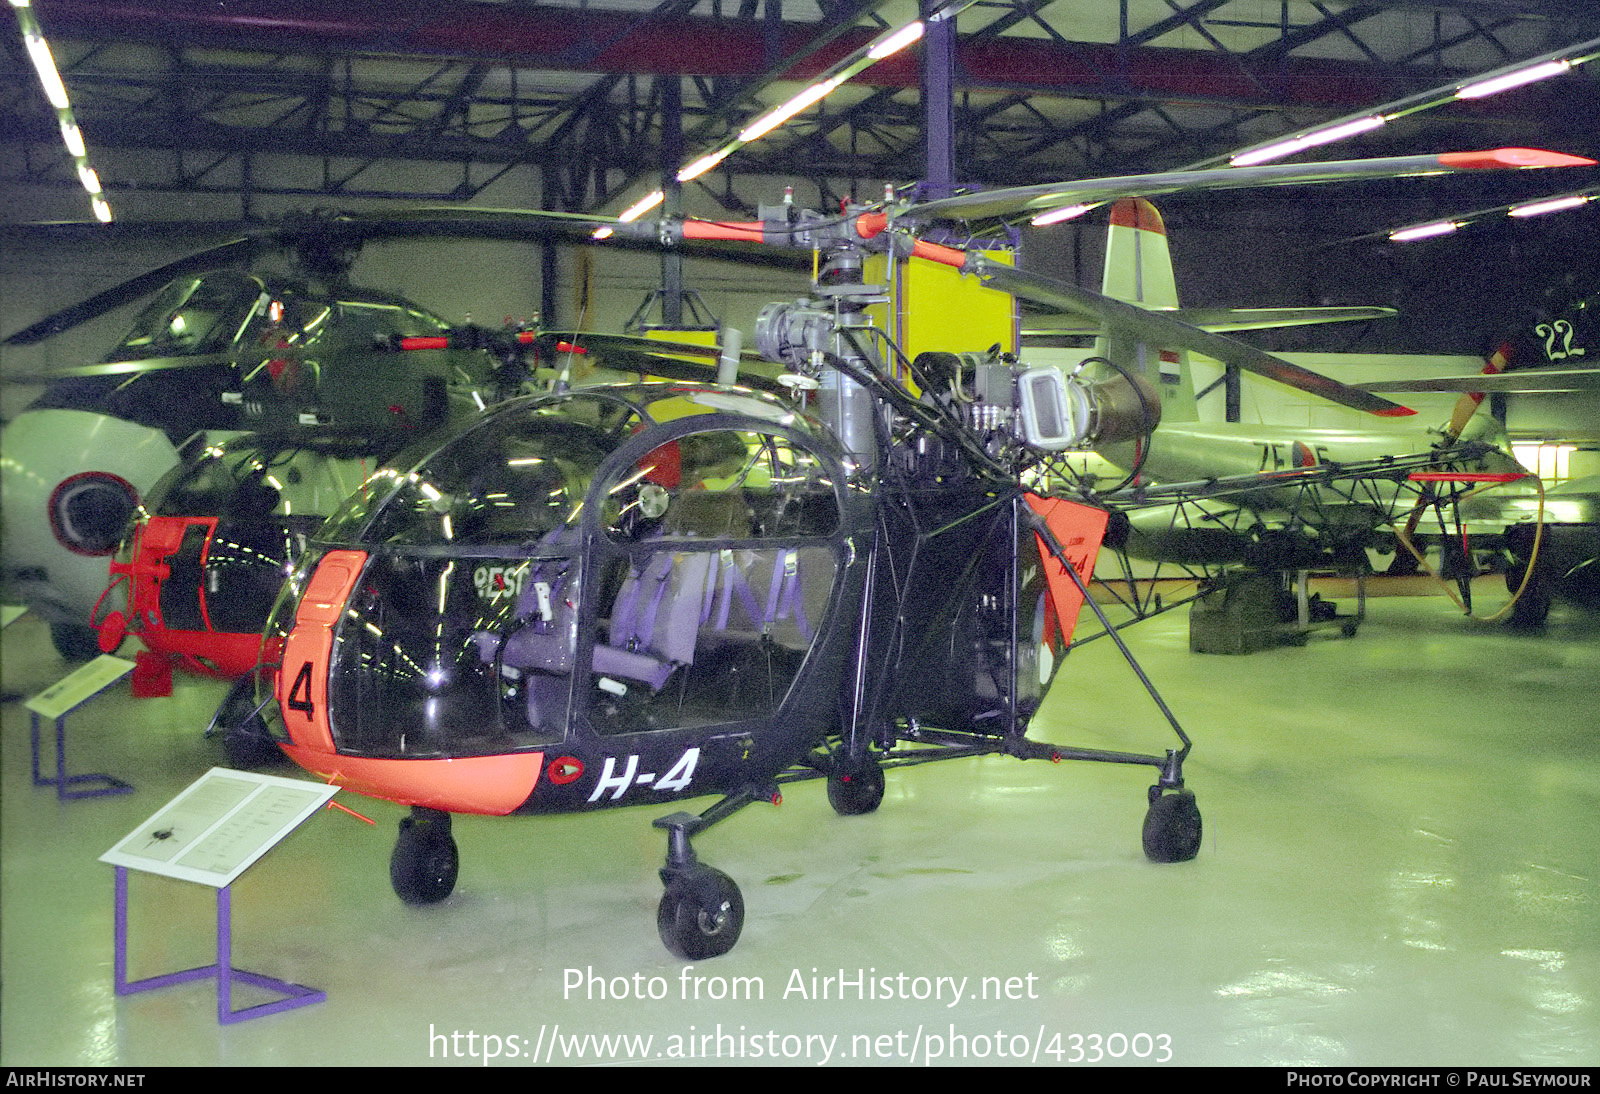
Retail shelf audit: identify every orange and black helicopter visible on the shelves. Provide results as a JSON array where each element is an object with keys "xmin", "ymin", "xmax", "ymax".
[{"xmin": 219, "ymin": 146, "xmax": 1591, "ymax": 959}]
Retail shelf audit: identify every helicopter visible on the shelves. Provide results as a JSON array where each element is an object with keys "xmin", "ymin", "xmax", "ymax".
[
  {"xmin": 0, "ymin": 208, "xmax": 672, "ymax": 663},
  {"xmin": 238, "ymin": 146, "xmax": 1592, "ymax": 960}
]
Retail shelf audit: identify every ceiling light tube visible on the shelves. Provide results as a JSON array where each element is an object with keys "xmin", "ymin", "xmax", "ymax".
[
  {"xmin": 1456, "ymin": 60, "xmax": 1571, "ymax": 100},
  {"xmin": 868, "ymin": 20, "xmax": 924, "ymax": 60},
  {"xmin": 23, "ymin": 34, "xmax": 70, "ymax": 109},
  {"xmin": 1230, "ymin": 115, "xmax": 1387, "ymax": 167},
  {"xmin": 1389, "ymin": 221, "xmax": 1460, "ymax": 242},
  {"xmin": 76, "ymin": 164, "xmax": 101, "ymax": 193},
  {"xmin": 59, "ymin": 119, "xmax": 85, "ymax": 157},
  {"xmin": 1509, "ymin": 194, "xmax": 1592, "ymax": 218},
  {"xmin": 677, "ymin": 146, "xmax": 735, "ymax": 183},
  {"xmin": 617, "ymin": 190, "xmax": 665, "ymax": 221},
  {"xmin": 740, "ymin": 75, "xmax": 848, "ymax": 143},
  {"xmin": 91, "ymin": 196, "xmax": 112, "ymax": 223},
  {"xmin": 1030, "ymin": 203, "xmax": 1096, "ymax": 227}
]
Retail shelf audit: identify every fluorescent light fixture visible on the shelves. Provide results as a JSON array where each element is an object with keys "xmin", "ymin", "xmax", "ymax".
[
  {"xmin": 1389, "ymin": 221, "xmax": 1459, "ymax": 242},
  {"xmin": 1230, "ymin": 115, "xmax": 1387, "ymax": 167},
  {"xmin": 59, "ymin": 119, "xmax": 85, "ymax": 156},
  {"xmin": 23, "ymin": 34, "xmax": 69, "ymax": 109},
  {"xmin": 868, "ymin": 20, "xmax": 924, "ymax": 60},
  {"xmin": 91, "ymin": 196, "xmax": 112, "ymax": 223},
  {"xmin": 591, "ymin": 189, "xmax": 665, "ymax": 239},
  {"xmin": 1509, "ymin": 194, "xmax": 1592, "ymax": 218},
  {"xmin": 739, "ymin": 75, "xmax": 847, "ymax": 143},
  {"xmin": 76, "ymin": 164, "xmax": 101, "ymax": 193},
  {"xmin": 1457, "ymin": 60, "xmax": 1570, "ymax": 100},
  {"xmin": 618, "ymin": 190, "xmax": 665, "ymax": 221},
  {"xmin": 1030, "ymin": 203, "xmax": 1095, "ymax": 227},
  {"xmin": 677, "ymin": 146, "xmax": 735, "ymax": 183}
]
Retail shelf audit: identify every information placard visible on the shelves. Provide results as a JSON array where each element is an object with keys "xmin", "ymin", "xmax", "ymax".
[
  {"xmin": 26, "ymin": 655, "xmax": 135, "ymax": 720},
  {"xmin": 101, "ymin": 768, "xmax": 339, "ymax": 888}
]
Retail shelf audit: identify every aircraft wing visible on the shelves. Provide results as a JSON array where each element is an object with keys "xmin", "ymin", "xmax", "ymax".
[{"xmin": 1357, "ymin": 368, "xmax": 1600, "ymax": 393}]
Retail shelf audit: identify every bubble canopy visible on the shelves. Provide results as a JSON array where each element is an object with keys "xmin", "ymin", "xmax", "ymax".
[{"xmin": 264, "ymin": 384, "xmax": 859, "ymax": 776}]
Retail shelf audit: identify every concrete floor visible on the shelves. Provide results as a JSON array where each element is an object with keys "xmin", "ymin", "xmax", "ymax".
[{"xmin": 2, "ymin": 595, "xmax": 1597, "ymax": 1068}]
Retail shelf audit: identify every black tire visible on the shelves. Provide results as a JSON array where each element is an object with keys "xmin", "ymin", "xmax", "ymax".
[
  {"xmin": 50, "ymin": 621, "xmax": 102, "ymax": 662},
  {"xmin": 1142, "ymin": 789, "xmax": 1202, "ymax": 863},
  {"xmin": 826, "ymin": 760, "xmax": 885, "ymax": 816},
  {"xmin": 658, "ymin": 866, "xmax": 744, "ymax": 960},
  {"xmin": 390, "ymin": 812, "xmax": 459, "ymax": 905}
]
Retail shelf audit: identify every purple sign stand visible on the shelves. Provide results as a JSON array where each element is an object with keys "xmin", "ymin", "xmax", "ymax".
[
  {"xmin": 31, "ymin": 709, "xmax": 133, "ymax": 800},
  {"xmin": 113, "ymin": 867, "xmax": 325, "ymax": 1024}
]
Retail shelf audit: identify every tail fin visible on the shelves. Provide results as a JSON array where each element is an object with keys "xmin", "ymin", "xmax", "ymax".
[{"xmin": 1097, "ymin": 198, "xmax": 1199, "ymax": 423}]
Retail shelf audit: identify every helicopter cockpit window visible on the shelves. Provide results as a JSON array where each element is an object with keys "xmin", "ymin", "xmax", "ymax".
[
  {"xmin": 107, "ymin": 272, "xmax": 264, "ymax": 361},
  {"xmin": 362, "ymin": 409, "xmax": 638, "ymax": 547},
  {"xmin": 604, "ymin": 430, "xmax": 840, "ymax": 542},
  {"xmin": 318, "ymin": 397, "xmax": 648, "ymax": 758},
  {"xmin": 590, "ymin": 427, "xmax": 842, "ymax": 734}
]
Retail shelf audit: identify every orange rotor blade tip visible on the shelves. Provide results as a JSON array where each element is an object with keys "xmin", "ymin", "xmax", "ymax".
[
  {"xmin": 1375, "ymin": 405, "xmax": 1419, "ymax": 418},
  {"xmin": 1440, "ymin": 148, "xmax": 1598, "ymax": 169}
]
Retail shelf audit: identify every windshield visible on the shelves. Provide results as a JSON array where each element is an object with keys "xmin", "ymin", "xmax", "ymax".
[{"xmin": 108, "ymin": 272, "xmax": 264, "ymax": 361}]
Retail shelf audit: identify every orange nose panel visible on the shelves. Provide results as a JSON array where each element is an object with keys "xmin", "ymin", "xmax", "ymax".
[{"xmin": 278, "ymin": 549, "xmax": 368, "ymax": 753}]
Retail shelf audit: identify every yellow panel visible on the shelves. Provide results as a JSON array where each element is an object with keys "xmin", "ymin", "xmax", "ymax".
[{"xmin": 866, "ymin": 249, "xmax": 1018, "ymax": 367}]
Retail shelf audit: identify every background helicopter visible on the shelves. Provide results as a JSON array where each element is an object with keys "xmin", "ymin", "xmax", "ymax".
[
  {"xmin": 0, "ymin": 208, "xmax": 752, "ymax": 662},
  {"xmin": 0, "ymin": 219, "xmax": 518, "ymax": 661},
  {"xmin": 241, "ymin": 147, "xmax": 1590, "ymax": 960}
]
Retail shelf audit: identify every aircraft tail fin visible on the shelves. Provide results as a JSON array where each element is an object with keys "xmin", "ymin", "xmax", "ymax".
[{"xmin": 1097, "ymin": 198, "xmax": 1199, "ymax": 423}]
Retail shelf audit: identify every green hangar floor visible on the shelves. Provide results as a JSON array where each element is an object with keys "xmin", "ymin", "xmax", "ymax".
[{"xmin": 2, "ymin": 596, "xmax": 1596, "ymax": 1068}]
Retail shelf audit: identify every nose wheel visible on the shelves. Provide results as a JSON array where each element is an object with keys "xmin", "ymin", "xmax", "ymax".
[
  {"xmin": 658, "ymin": 864, "xmax": 744, "ymax": 960},
  {"xmin": 391, "ymin": 807, "xmax": 459, "ymax": 905},
  {"xmin": 653, "ymin": 806, "xmax": 749, "ymax": 959}
]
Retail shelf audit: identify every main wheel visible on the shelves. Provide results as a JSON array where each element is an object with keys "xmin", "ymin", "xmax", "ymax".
[
  {"xmin": 826, "ymin": 758, "xmax": 885, "ymax": 816},
  {"xmin": 1142, "ymin": 789, "xmax": 1202, "ymax": 863},
  {"xmin": 658, "ymin": 866, "xmax": 744, "ymax": 960},
  {"xmin": 391, "ymin": 812, "xmax": 459, "ymax": 905}
]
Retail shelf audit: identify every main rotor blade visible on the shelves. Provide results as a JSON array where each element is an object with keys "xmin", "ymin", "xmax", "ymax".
[
  {"xmin": 965, "ymin": 256, "xmax": 1416, "ymax": 416},
  {"xmin": 1024, "ymin": 305, "xmax": 1397, "ymax": 337},
  {"xmin": 907, "ymin": 149, "xmax": 1596, "ymax": 222},
  {"xmin": 538, "ymin": 332, "xmax": 784, "ymax": 392},
  {"xmin": 2, "ymin": 237, "xmax": 260, "ymax": 346},
  {"xmin": 1358, "ymin": 367, "xmax": 1600, "ymax": 394}
]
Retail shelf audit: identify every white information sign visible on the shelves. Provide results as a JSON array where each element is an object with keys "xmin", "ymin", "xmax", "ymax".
[
  {"xmin": 25, "ymin": 655, "xmax": 135, "ymax": 720},
  {"xmin": 101, "ymin": 768, "xmax": 340, "ymax": 888}
]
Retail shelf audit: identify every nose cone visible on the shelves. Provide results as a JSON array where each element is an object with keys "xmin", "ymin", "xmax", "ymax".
[{"xmin": 1, "ymin": 409, "xmax": 181, "ymax": 630}]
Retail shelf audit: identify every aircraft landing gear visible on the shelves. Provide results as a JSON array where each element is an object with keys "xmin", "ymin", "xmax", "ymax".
[
  {"xmin": 1142, "ymin": 786, "xmax": 1202, "ymax": 863},
  {"xmin": 654, "ymin": 804, "xmax": 749, "ymax": 959},
  {"xmin": 391, "ymin": 807, "xmax": 459, "ymax": 905}
]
